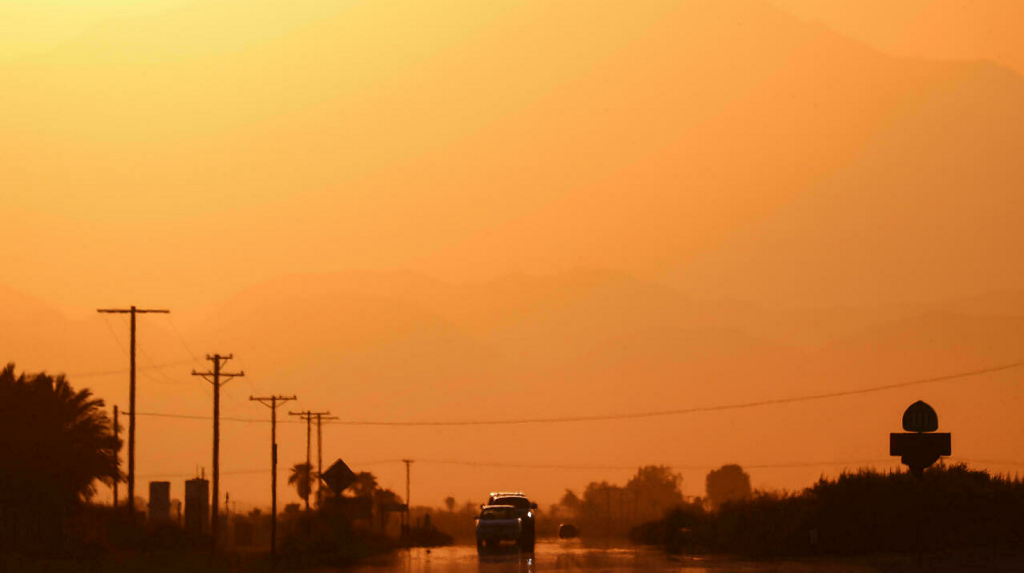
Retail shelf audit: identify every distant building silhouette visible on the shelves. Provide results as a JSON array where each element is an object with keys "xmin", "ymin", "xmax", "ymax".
[
  {"xmin": 185, "ymin": 478, "xmax": 209, "ymax": 534},
  {"xmin": 149, "ymin": 481, "xmax": 171, "ymax": 521}
]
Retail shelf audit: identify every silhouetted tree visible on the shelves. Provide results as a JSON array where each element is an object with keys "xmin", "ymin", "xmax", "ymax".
[
  {"xmin": 444, "ymin": 496, "xmax": 456, "ymax": 512},
  {"xmin": 288, "ymin": 462, "xmax": 315, "ymax": 504},
  {"xmin": 627, "ymin": 465, "xmax": 684, "ymax": 522},
  {"xmin": 349, "ymin": 471, "xmax": 378, "ymax": 498},
  {"xmin": 0, "ymin": 364, "xmax": 120, "ymax": 550},
  {"xmin": 559, "ymin": 489, "xmax": 582, "ymax": 513},
  {"xmin": 705, "ymin": 464, "xmax": 752, "ymax": 510},
  {"xmin": 633, "ymin": 465, "xmax": 1024, "ymax": 557}
]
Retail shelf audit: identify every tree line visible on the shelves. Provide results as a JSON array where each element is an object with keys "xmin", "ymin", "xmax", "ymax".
[{"xmin": 631, "ymin": 464, "xmax": 1024, "ymax": 557}]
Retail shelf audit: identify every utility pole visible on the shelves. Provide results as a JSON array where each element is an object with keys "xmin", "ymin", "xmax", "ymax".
[
  {"xmin": 97, "ymin": 305, "xmax": 169, "ymax": 519},
  {"xmin": 225, "ymin": 492, "xmax": 230, "ymax": 544},
  {"xmin": 192, "ymin": 354, "xmax": 244, "ymax": 552},
  {"xmin": 402, "ymin": 459, "xmax": 414, "ymax": 531},
  {"xmin": 288, "ymin": 410, "xmax": 330, "ymax": 511},
  {"xmin": 315, "ymin": 413, "xmax": 337, "ymax": 508},
  {"xmin": 113, "ymin": 405, "xmax": 119, "ymax": 509},
  {"xmin": 250, "ymin": 395, "xmax": 297, "ymax": 558}
]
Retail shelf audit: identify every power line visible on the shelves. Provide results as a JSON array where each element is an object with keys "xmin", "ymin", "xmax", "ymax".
[
  {"xmin": 135, "ymin": 343, "xmax": 190, "ymax": 387},
  {"xmin": 132, "ymin": 360, "xmax": 1023, "ymax": 426},
  {"xmin": 327, "ymin": 361, "xmax": 1024, "ymax": 426},
  {"xmin": 138, "ymin": 468, "xmax": 269, "ymax": 479},
  {"xmin": 67, "ymin": 359, "xmax": 195, "ymax": 379},
  {"xmin": 383, "ymin": 458, "xmax": 900, "ymax": 471},
  {"xmin": 100, "ymin": 314, "xmax": 191, "ymax": 387},
  {"xmin": 134, "ymin": 458, "xmax": 1024, "ymax": 479},
  {"xmin": 953, "ymin": 458, "xmax": 1024, "ymax": 467},
  {"xmin": 163, "ymin": 314, "xmax": 203, "ymax": 367}
]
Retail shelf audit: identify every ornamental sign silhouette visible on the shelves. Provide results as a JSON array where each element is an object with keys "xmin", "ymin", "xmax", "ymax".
[
  {"xmin": 890, "ymin": 400, "xmax": 951, "ymax": 476},
  {"xmin": 902, "ymin": 400, "xmax": 939, "ymax": 432}
]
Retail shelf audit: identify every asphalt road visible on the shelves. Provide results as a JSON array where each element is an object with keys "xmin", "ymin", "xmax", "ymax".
[{"xmin": 347, "ymin": 541, "xmax": 881, "ymax": 573}]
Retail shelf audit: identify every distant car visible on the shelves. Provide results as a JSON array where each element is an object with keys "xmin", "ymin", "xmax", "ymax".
[
  {"xmin": 486, "ymin": 492, "xmax": 537, "ymax": 550},
  {"xmin": 475, "ymin": 505, "xmax": 522, "ymax": 552},
  {"xmin": 558, "ymin": 523, "xmax": 579, "ymax": 539}
]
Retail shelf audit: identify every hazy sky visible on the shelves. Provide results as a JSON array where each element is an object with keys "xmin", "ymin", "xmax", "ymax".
[
  {"xmin": 2, "ymin": 0, "xmax": 1023, "ymax": 508},
  {"xmin": 3, "ymin": 0, "xmax": 1023, "ymax": 315}
]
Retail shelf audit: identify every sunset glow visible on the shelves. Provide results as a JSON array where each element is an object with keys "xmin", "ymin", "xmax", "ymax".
[{"xmin": 3, "ymin": 0, "xmax": 1023, "ymax": 516}]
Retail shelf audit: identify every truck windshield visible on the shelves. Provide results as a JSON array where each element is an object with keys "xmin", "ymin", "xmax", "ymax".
[
  {"xmin": 491, "ymin": 497, "xmax": 531, "ymax": 509},
  {"xmin": 480, "ymin": 507, "xmax": 516, "ymax": 520}
]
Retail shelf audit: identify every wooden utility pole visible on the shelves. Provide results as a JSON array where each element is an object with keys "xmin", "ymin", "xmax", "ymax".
[
  {"xmin": 225, "ymin": 492, "xmax": 230, "ymax": 543},
  {"xmin": 250, "ymin": 395, "xmax": 297, "ymax": 558},
  {"xmin": 402, "ymin": 459, "xmax": 414, "ymax": 531},
  {"xmin": 96, "ymin": 305, "xmax": 169, "ymax": 519},
  {"xmin": 288, "ymin": 410, "xmax": 330, "ymax": 511},
  {"xmin": 192, "ymin": 354, "xmax": 244, "ymax": 551},
  {"xmin": 113, "ymin": 405, "xmax": 119, "ymax": 509},
  {"xmin": 315, "ymin": 413, "xmax": 337, "ymax": 508}
]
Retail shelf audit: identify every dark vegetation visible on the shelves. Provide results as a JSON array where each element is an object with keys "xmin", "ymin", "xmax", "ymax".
[
  {"xmin": 7, "ymin": 361, "xmax": 1022, "ymax": 567},
  {"xmin": 277, "ymin": 511, "xmax": 394, "ymax": 570},
  {"xmin": 0, "ymin": 363, "xmax": 120, "ymax": 556},
  {"xmin": 541, "ymin": 465, "xmax": 687, "ymax": 539},
  {"xmin": 631, "ymin": 464, "xmax": 1024, "ymax": 558},
  {"xmin": 0, "ymin": 364, "xmax": 404, "ymax": 570}
]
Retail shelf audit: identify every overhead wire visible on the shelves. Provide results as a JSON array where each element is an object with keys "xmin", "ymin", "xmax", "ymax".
[
  {"xmin": 329, "ymin": 360, "xmax": 1024, "ymax": 426},
  {"xmin": 67, "ymin": 360, "xmax": 194, "ymax": 379},
  {"xmin": 134, "ymin": 456, "xmax": 1024, "ymax": 478},
  {"xmin": 163, "ymin": 314, "xmax": 203, "ymax": 367},
  {"xmin": 133, "ymin": 360, "xmax": 1023, "ymax": 426}
]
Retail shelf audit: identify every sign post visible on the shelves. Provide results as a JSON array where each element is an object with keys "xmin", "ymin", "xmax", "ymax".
[{"xmin": 889, "ymin": 400, "xmax": 952, "ymax": 569}]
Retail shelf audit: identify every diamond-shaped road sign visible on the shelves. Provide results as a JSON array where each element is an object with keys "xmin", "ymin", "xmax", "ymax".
[{"xmin": 321, "ymin": 458, "xmax": 357, "ymax": 495}]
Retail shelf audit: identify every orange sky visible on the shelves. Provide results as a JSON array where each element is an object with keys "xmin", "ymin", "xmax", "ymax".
[{"xmin": 2, "ymin": 0, "xmax": 1023, "ymax": 510}]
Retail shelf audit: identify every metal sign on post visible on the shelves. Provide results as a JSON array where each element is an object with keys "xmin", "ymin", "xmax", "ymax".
[
  {"xmin": 321, "ymin": 458, "xmax": 358, "ymax": 495},
  {"xmin": 890, "ymin": 400, "xmax": 951, "ymax": 476}
]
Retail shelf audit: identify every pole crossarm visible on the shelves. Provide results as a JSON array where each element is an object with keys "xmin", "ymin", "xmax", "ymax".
[
  {"xmin": 289, "ymin": 410, "xmax": 331, "ymax": 419},
  {"xmin": 251, "ymin": 395, "xmax": 298, "ymax": 407},
  {"xmin": 97, "ymin": 309, "xmax": 170, "ymax": 314},
  {"xmin": 191, "ymin": 354, "xmax": 244, "ymax": 384}
]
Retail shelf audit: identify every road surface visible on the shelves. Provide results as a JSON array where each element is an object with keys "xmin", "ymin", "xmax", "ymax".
[{"xmin": 347, "ymin": 541, "xmax": 879, "ymax": 573}]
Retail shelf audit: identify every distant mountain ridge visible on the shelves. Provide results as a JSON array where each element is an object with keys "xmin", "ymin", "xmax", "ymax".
[{"xmin": 3, "ymin": 0, "xmax": 1023, "ymax": 310}]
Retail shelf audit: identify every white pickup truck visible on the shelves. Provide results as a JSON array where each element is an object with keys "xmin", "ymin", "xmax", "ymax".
[{"xmin": 475, "ymin": 505, "xmax": 522, "ymax": 552}]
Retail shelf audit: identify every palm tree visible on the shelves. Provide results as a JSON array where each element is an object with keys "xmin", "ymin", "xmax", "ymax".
[
  {"xmin": 288, "ymin": 462, "xmax": 315, "ymax": 509},
  {"xmin": 350, "ymin": 471, "xmax": 378, "ymax": 497},
  {"xmin": 0, "ymin": 364, "xmax": 120, "ymax": 550}
]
